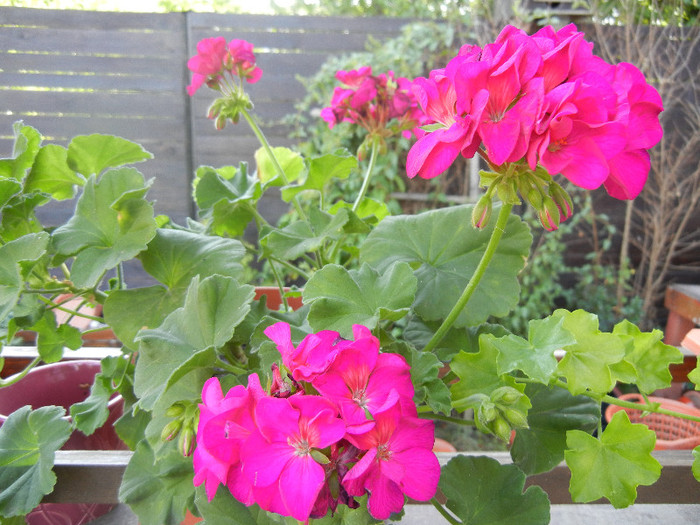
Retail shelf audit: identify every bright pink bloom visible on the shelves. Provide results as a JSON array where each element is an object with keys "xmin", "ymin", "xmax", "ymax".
[
  {"xmin": 312, "ymin": 325, "xmax": 415, "ymax": 433},
  {"xmin": 193, "ymin": 374, "xmax": 264, "ymax": 502},
  {"xmin": 242, "ymin": 395, "xmax": 346, "ymax": 522},
  {"xmin": 406, "ymin": 63, "xmax": 488, "ymax": 179},
  {"xmin": 186, "ymin": 37, "xmax": 228, "ymax": 96},
  {"xmin": 342, "ymin": 402, "xmax": 439, "ymax": 520},
  {"xmin": 228, "ymin": 39, "xmax": 262, "ymax": 84},
  {"xmin": 264, "ymin": 321, "xmax": 350, "ymax": 382}
]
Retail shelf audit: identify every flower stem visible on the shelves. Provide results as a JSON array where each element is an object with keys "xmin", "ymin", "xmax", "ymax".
[
  {"xmin": 430, "ymin": 498, "xmax": 461, "ymax": 525},
  {"xmin": 352, "ymin": 138, "xmax": 379, "ymax": 213},
  {"xmin": 240, "ymin": 108, "xmax": 307, "ymax": 221},
  {"xmin": 423, "ymin": 203, "xmax": 514, "ymax": 354},
  {"xmin": 0, "ymin": 357, "xmax": 41, "ymax": 387},
  {"xmin": 602, "ymin": 393, "xmax": 700, "ymax": 424},
  {"xmin": 420, "ymin": 412, "xmax": 476, "ymax": 426}
]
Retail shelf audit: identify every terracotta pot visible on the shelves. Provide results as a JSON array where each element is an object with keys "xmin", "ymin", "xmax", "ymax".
[
  {"xmin": 0, "ymin": 360, "xmax": 126, "ymax": 525},
  {"xmin": 254, "ymin": 286, "xmax": 303, "ymax": 311}
]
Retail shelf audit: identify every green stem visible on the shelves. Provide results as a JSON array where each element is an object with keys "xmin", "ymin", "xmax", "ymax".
[
  {"xmin": 602, "ymin": 393, "xmax": 700, "ymax": 424},
  {"xmin": 0, "ymin": 357, "xmax": 41, "ymax": 387},
  {"xmin": 430, "ymin": 498, "xmax": 461, "ymax": 525},
  {"xmin": 423, "ymin": 203, "xmax": 514, "ymax": 354},
  {"xmin": 269, "ymin": 260, "xmax": 290, "ymax": 312},
  {"xmin": 215, "ymin": 358, "xmax": 247, "ymax": 376},
  {"xmin": 352, "ymin": 138, "xmax": 379, "ymax": 213},
  {"xmin": 37, "ymin": 296, "xmax": 104, "ymax": 323},
  {"xmin": 270, "ymin": 256, "xmax": 311, "ymax": 281},
  {"xmin": 240, "ymin": 108, "xmax": 307, "ymax": 221},
  {"xmin": 420, "ymin": 413, "xmax": 476, "ymax": 426}
]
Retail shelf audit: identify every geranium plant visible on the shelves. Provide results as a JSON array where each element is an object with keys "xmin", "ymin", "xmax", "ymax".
[{"xmin": 1, "ymin": 23, "xmax": 699, "ymax": 525}]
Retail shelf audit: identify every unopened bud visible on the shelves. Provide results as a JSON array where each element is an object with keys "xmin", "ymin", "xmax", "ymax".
[
  {"xmin": 538, "ymin": 197, "xmax": 561, "ymax": 231},
  {"xmin": 165, "ymin": 402, "xmax": 186, "ymax": 418},
  {"xmin": 491, "ymin": 386, "xmax": 522, "ymax": 406},
  {"xmin": 179, "ymin": 425, "xmax": 196, "ymax": 457},
  {"xmin": 472, "ymin": 193, "xmax": 493, "ymax": 229},
  {"xmin": 215, "ymin": 113, "xmax": 227, "ymax": 130},
  {"xmin": 478, "ymin": 401, "xmax": 497, "ymax": 425},
  {"xmin": 161, "ymin": 419, "xmax": 183, "ymax": 442},
  {"xmin": 503, "ymin": 408, "xmax": 529, "ymax": 429},
  {"xmin": 549, "ymin": 182, "xmax": 574, "ymax": 222},
  {"xmin": 491, "ymin": 417, "xmax": 513, "ymax": 442}
]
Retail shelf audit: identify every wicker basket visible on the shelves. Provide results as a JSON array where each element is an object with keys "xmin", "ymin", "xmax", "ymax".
[{"xmin": 605, "ymin": 393, "xmax": 700, "ymax": 450}]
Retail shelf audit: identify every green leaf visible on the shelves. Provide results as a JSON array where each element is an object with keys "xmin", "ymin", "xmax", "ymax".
[
  {"xmin": 612, "ymin": 320, "xmax": 683, "ymax": 394},
  {"xmin": 194, "ymin": 164, "xmax": 261, "ymax": 237},
  {"xmin": 566, "ymin": 410, "xmax": 661, "ymax": 508},
  {"xmin": 554, "ymin": 309, "xmax": 627, "ymax": 396},
  {"xmin": 133, "ymin": 275, "xmax": 254, "ymax": 409},
  {"xmin": 104, "ymin": 230, "xmax": 246, "ymax": 350},
  {"xmin": 0, "ymin": 192, "xmax": 49, "ymax": 241},
  {"xmin": 32, "ymin": 311, "xmax": 83, "ymax": 363},
  {"xmin": 450, "ymin": 335, "xmax": 525, "ymax": 413},
  {"xmin": 119, "ymin": 440, "xmax": 195, "ymax": 525},
  {"xmin": 51, "ymin": 168, "xmax": 157, "ymax": 288},
  {"xmin": 25, "ymin": 144, "xmax": 84, "ymax": 200},
  {"xmin": 140, "ymin": 228, "xmax": 246, "ymax": 291},
  {"xmin": 281, "ymin": 150, "xmax": 357, "ymax": 201},
  {"xmin": 693, "ymin": 446, "xmax": 700, "ymax": 482},
  {"xmin": 360, "ymin": 204, "xmax": 531, "ymax": 328},
  {"xmin": 0, "ymin": 232, "xmax": 49, "ymax": 322},
  {"xmin": 391, "ymin": 342, "xmax": 451, "ymax": 414},
  {"xmin": 0, "ymin": 406, "xmax": 72, "ymax": 517},
  {"xmin": 439, "ymin": 455, "xmax": 550, "ymax": 524},
  {"xmin": 70, "ymin": 358, "xmax": 122, "ymax": 436},
  {"xmin": 67, "ymin": 134, "xmax": 152, "ymax": 176},
  {"xmin": 328, "ymin": 197, "xmax": 389, "ymax": 223},
  {"xmin": 510, "ymin": 383, "xmax": 600, "ymax": 475},
  {"xmin": 261, "ymin": 207, "xmax": 350, "ymax": 260},
  {"xmin": 0, "ymin": 122, "xmax": 42, "ymax": 181},
  {"xmin": 495, "ymin": 315, "xmax": 575, "ymax": 383},
  {"xmin": 193, "ymin": 485, "xmax": 258, "ymax": 525},
  {"xmin": 303, "ymin": 262, "xmax": 417, "ymax": 337},
  {"xmin": 0, "ymin": 178, "xmax": 23, "ymax": 209},
  {"xmin": 254, "ymin": 146, "xmax": 304, "ymax": 185}
]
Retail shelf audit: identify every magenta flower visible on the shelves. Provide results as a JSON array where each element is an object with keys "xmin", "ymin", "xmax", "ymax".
[
  {"xmin": 228, "ymin": 39, "xmax": 262, "ymax": 84},
  {"xmin": 193, "ymin": 374, "xmax": 264, "ymax": 503},
  {"xmin": 311, "ymin": 325, "xmax": 415, "ymax": 433},
  {"xmin": 186, "ymin": 37, "xmax": 261, "ymax": 97},
  {"xmin": 242, "ymin": 395, "xmax": 346, "ymax": 521},
  {"xmin": 342, "ymin": 401, "xmax": 440, "ymax": 520},
  {"xmin": 264, "ymin": 321, "xmax": 350, "ymax": 382},
  {"xmin": 186, "ymin": 36, "xmax": 228, "ymax": 96}
]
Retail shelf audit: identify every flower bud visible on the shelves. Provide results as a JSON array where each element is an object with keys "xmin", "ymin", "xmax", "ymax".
[
  {"xmin": 538, "ymin": 196, "xmax": 561, "ymax": 231},
  {"xmin": 179, "ymin": 424, "xmax": 196, "ymax": 457},
  {"xmin": 503, "ymin": 407, "xmax": 529, "ymax": 429},
  {"xmin": 478, "ymin": 401, "xmax": 497, "ymax": 425},
  {"xmin": 165, "ymin": 402, "xmax": 186, "ymax": 418},
  {"xmin": 472, "ymin": 193, "xmax": 493, "ymax": 229},
  {"xmin": 161, "ymin": 419, "xmax": 183, "ymax": 442},
  {"xmin": 549, "ymin": 182, "xmax": 574, "ymax": 222},
  {"xmin": 491, "ymin": 386, "xmax": 522, "ymax": 406},
  {"xmin": 490, "ymin": 416, "xmax": 513, "ymax": 442}
]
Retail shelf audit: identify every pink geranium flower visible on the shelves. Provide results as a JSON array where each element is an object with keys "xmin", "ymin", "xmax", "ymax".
[
  {"xmin": 342, "ymin": 401, "xmax": 440, "ymax": 520},
  {"xmin": 312, "ymin": 325, "xmax": 415, "ymax": 433},
  {"xmin": 264, "ymin": 321, "xmax": 350, "ymax": 382},
  {"xmin": 186, "ymin": 36, "xmax": 228, "ymax": 96},
  {"xmin": 193, "ymin": 374, "xmax": 264, "ymax": 502},
  {"xmin": 228, "ymin": 39, "xmax": 263, "ymax": 84},
  {"xmin": 242, "ymin": 395, "xmax": 346, "ymax": 521}
]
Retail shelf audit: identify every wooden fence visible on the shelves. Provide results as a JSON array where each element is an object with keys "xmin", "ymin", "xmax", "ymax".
[{"xmin": 0, "ymin": 7, "xmax": 411, "ymax": 225}]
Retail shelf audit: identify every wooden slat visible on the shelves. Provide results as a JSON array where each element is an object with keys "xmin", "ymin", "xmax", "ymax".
[
  {"xmin": 0, "ymin": 72, "xmax": 181, "ymax": 92},
  {"xmin": 1, "ymin": 53, "xmax": 183, "ymax": 77},
  {"xmin": 0, "ymin": 6, "xmax": 183, "ymax": 31},
  {"xmin": 44, "ymin": 450, "xmax": 699, "ymax": 505},
  {"xmin": 0, "ymin": 26, "xmax": 182, "ymax": 56},
  {"xmin": 1, "ymin": 91, "xmax": 185, "ymax": 117}
]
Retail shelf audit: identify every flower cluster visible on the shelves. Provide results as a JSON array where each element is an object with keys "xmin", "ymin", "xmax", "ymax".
[
  {"xmin": 193, "ymin": 323, "xmax": 440, "ymax": 522},
  {"xmin": 407, "ymin": 23, "xmax": 663, "ymax": 219},
  {"xmin": 321, "ymin": 66, "xmax": 428, "ymax": 143},
  {"xmin": 186, "ymin": 37, "xmax": 262, "ymax": 128}
]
